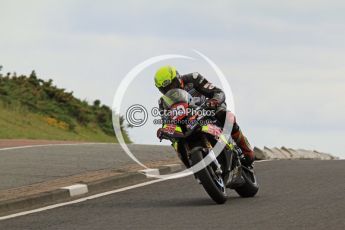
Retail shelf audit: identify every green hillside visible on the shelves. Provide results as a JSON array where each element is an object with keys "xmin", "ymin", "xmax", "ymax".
[{"xmin": 0, "ymin": 71, "xmax": 130, "ymax": 142}]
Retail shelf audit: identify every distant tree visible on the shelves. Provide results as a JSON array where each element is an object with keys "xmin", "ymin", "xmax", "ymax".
[
  {"xmin": 42, "ymin": 79, "xmax": 53, "ymax": 89},
  {"xmin": 28, "ymin": 70, "xmax": 39, "ymax": 86},
  {"xmin": 96, "ymin": 111, "xmax": 107, "ymax": 123},
  {"xmin": 93, "ymin": 99, "xmax": 101, "ymax": 107},
  {"xmin": 101, "ymin": 104, "xmax": 111, "ymax": 111},
  {"xmin": 29, "ymin": 70, "xmax": 37, "ymax": 79}
]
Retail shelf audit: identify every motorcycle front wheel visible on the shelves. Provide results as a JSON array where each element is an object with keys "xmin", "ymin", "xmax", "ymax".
[{"xmin": 190, "ymin": 149, "xmax": 227, "ymax": 204}]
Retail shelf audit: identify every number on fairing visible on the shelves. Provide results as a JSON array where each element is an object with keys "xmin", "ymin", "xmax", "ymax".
[{"xmin": 172, "ymin": 104, "xmax": 186, "ymax": 120}]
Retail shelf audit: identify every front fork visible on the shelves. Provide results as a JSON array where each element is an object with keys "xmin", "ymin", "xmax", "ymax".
[
  {"xmin": 201, "ymin": 136, "xmax": 222, "ymax": 175},
  {"xmin": 207, "ymin": 149, "xmax": 222, "ymax": 174},
  {"xmin": 227, "ymin": 146, "xmax": 246, "ymax": 188}
]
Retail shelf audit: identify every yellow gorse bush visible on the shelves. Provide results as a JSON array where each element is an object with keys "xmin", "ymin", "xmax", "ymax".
[{"xmin": 44, "ymin": 117, "xmax": 69, "ymax": 130}]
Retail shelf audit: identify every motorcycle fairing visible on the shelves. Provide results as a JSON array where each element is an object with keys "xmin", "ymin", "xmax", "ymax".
[
  {"xmin": 201, "ymin": 124, "xmax": 234, "ymax": 150},
  {"xmin": 161, "ymin": 124, "xmax": 184, "ymax": 138}
]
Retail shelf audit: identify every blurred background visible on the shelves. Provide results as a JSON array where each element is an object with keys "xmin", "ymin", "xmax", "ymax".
[{"xmin": 0, "ymin": 0, "xmax": 344, "ymax": 158}]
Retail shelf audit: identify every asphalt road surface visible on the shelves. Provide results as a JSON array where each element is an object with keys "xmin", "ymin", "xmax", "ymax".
[
  {"xmin": 0, "ymin": 143, "xmax": 174, "ymax": 190},
  {"xmin": 1, "ymin": 160, "xmax": 344, "ymax": 230}
]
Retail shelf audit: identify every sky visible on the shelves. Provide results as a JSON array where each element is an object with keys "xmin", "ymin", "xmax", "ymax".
[{"xmin": 0, "ymin": 0, "xmax": 344, "ymax": 158}]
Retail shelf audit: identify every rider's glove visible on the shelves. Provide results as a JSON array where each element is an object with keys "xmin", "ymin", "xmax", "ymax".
[
  {"xmin": 157, "ymin": 128, "xmax": 164, "ymax": 140},
  {"xmin": 205, "ymin": 98, "xmax": 220, "ymax": 110}
]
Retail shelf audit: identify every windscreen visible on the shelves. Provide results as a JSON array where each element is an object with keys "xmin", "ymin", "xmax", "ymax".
[{"xmin": 161, "ymin": 88, "xmax": 192, "ymax": 109}]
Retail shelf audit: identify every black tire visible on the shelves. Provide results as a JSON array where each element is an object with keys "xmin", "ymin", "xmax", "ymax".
[
  {"xmin": 235, "ymin": 167, "xmax": 259, "ymax": 197},
  {"xmin": 191, "ymin": 150, "xmax": 227, "ymax": 204}
]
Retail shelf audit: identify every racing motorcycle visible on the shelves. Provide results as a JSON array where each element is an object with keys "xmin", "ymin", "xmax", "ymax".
[{"xmin": 158, "ymin": 89, "xmax": 259, "ymax": 204}]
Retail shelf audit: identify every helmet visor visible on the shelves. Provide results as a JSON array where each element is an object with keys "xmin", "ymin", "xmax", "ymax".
[{"xmin": 158, "ymin": 77, "xmax": 181, "ymax": 94}]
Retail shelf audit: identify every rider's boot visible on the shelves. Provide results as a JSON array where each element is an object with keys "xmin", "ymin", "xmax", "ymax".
[
  {"xmin": 215, "ymin": 110, "xmax": 255, "ymax": 167},
  {"xmin": 231, "ymin": 128, "xmax": 255, "ymax": 167}
]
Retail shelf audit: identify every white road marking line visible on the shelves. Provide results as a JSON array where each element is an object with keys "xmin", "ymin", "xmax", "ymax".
[
  {"xmin": 255, "ymin": 159, "xmax": 274, "ymax": 163},
  {"xmin": 0, "ymin": 142, "xmax": 117, "ymax": 152},
  {"xmin": 61, "ymin": 184, "xmax": 88, "ymax": 197},
  {"xmin": 0, "ymin": 178, "xmax": 166, "ymax": 221},
  {"xmin": 139, "ymin": 168, "xmax": 160, "ymax": 178}
]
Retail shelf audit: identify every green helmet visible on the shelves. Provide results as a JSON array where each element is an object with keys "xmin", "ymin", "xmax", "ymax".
[{"xmin": 154, "ymin": 65, "xmax": 180, "ymax": 94}]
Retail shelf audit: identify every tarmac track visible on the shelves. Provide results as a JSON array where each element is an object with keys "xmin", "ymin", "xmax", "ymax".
[{"xmin": 0, "ymin": 160, "xmax": 344, "ymax": 230}]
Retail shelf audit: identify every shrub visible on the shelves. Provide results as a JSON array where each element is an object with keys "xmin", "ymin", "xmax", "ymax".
[{"xmin": 0, "ymin": 70, "xmax": 130, "ymax": 141}]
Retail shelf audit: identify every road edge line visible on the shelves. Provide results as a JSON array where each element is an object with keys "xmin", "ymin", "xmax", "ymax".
[{"xmin": 0, "ymin": 164, "xmax": 184, "ymax": 219}]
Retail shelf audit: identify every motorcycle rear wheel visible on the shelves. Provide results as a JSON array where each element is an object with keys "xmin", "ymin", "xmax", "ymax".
[{"xmin": 234, "ymin": 166, "xmax": 259, "ymax": 197}]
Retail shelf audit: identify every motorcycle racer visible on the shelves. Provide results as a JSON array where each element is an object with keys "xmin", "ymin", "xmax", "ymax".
[{"xmin": 154, "ymin": 65, "xmax": 255, "ymax": 167}]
